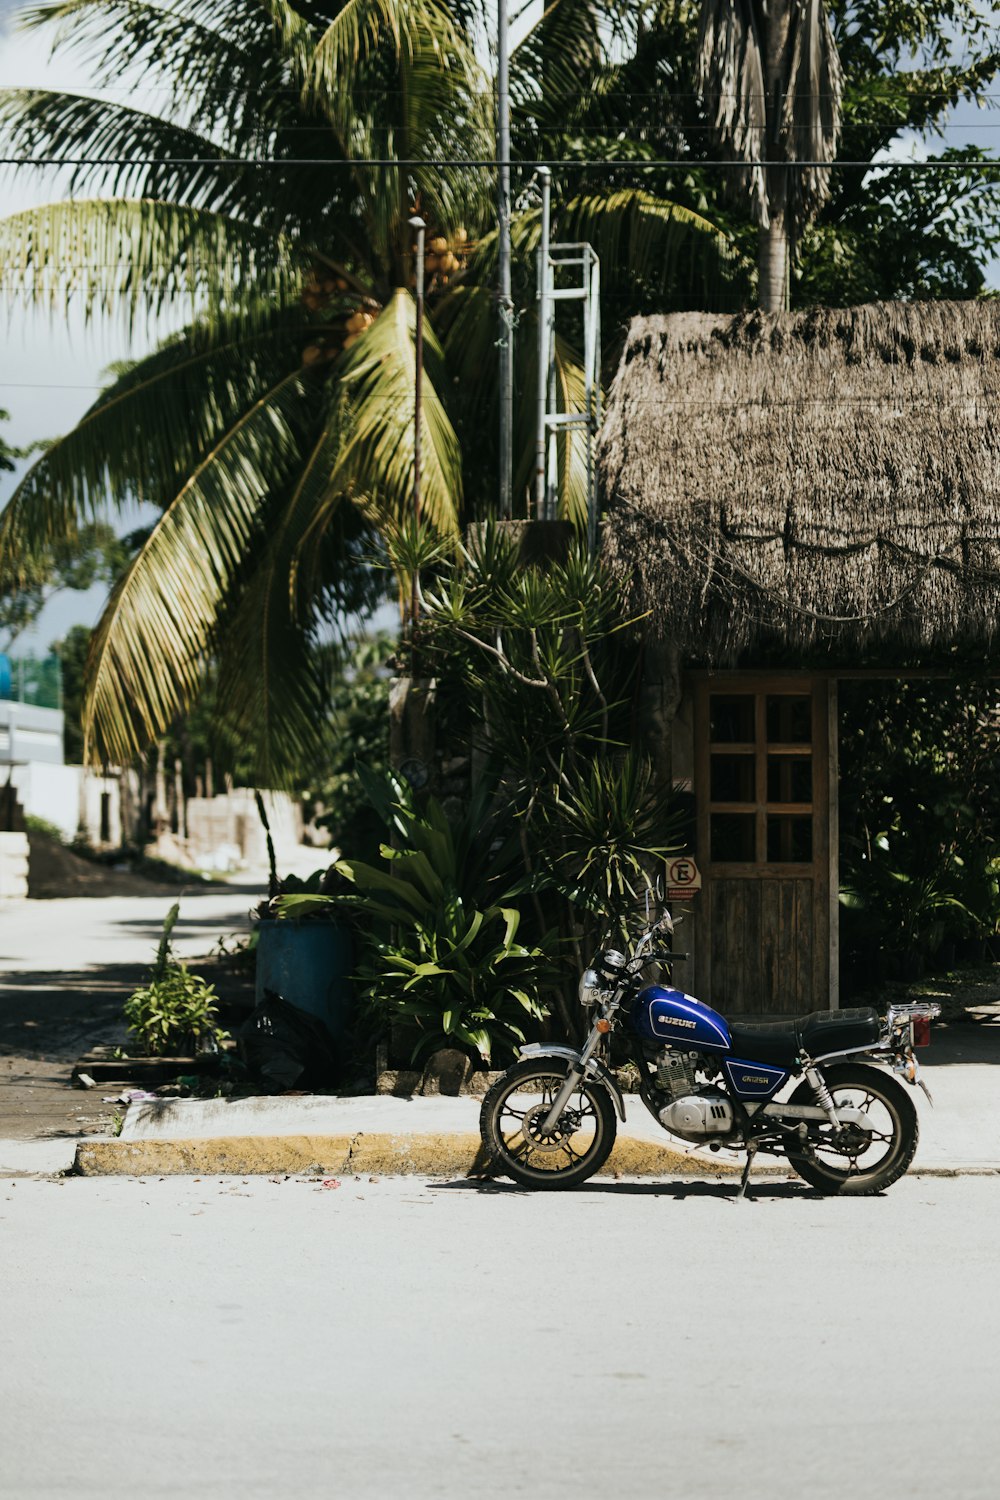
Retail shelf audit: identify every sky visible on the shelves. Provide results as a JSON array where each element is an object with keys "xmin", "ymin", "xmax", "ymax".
[{"xmin": 1, "ymin": 1, "xmax": 1000, "ymax": 653}]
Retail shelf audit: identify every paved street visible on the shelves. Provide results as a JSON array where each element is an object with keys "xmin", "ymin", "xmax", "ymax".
[
  {"xmin": 0, "ymin": 884, "xmax": 260, "ymax": 1140},
  {"xmin": 1, "ymin": 1172, "xmax": 996, "ymax": 1500}
]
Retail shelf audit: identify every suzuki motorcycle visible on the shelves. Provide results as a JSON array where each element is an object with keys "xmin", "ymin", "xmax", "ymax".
[{"xmin": 480, "ymin": 903, "xmax": 939, "ymax": 1196}]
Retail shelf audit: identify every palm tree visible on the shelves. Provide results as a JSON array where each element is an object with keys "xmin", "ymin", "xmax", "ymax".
[
  {"xmin": 0, "ymin": 0, "xmax": 740, "ymax": 774},
  {"xmin": 696, "ymin": 0, "xmax": 842, "ymax": 310}
]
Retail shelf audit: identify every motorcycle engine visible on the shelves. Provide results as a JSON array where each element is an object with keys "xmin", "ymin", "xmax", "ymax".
[
  {"xmin": 658, "ymin": 1088, "xmax": 735, "ymax": 1140},
  {"xmin": 655, "ymin": 1050, "xmax": 734, "ymax": 1139}
]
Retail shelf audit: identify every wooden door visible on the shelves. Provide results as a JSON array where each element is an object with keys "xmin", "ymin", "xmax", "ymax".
[{"xmin": 693, "ymin": 675, "xmax": 835, "ymax": 1016}]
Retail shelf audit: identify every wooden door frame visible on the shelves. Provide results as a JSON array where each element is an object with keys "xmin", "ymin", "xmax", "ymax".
[{"xmin": 691, "ymin": 672, "xmax": 838, "ymax": 1011}]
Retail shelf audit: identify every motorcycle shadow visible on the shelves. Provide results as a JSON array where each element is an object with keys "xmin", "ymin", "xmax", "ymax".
[{"xmin": 439, "ymin": 1177, "xmax": 832, "ymax": 1201}]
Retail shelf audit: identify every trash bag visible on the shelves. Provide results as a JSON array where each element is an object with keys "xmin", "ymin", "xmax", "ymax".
[{"xmin": 238, "ymin": 990, "xmax": 341, "ymax": 1092}]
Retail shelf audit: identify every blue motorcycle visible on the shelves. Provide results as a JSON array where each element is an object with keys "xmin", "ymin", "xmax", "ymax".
[{"xmin": 480, "ymin": 903, "xmax": 939, "ymax": 1195}]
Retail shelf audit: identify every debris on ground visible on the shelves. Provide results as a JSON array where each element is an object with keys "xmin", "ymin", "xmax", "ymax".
[{"xmin": 238, "ymin": 991, "xmax": 340, "ymax": 1092}]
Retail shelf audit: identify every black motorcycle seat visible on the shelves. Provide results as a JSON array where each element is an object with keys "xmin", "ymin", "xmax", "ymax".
[{"xmin": 726, "ymin": 1007, "xmax": 881, "ymax": 1069}]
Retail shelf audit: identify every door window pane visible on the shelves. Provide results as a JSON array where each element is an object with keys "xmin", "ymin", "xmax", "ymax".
[
  {"xmin": 767, "ymin": 754, "xmax": 812, "ymax": 804},
  {"xmin": 711, "ymin": 813, "xmax": 756, "ymax": 863},
  {"xmin": 766, "ymin": 815, "xmax": 813, "ymax": 863},
  {"xmin": 766, "ymin": 695, "xmax": 811, "ymax": 745},
  {"xmin": 710, "ymin": 753, "xmax": 755, "ymax": 803},
  {"xmin": 709, "ymin": 695, "xmax": 754, "ymax": 744}
]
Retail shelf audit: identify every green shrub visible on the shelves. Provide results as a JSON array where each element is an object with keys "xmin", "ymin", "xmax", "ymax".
[
  {"xmin": 25, "ymin": 814, "xmax": 65, "ymax": 844},
  {"xmin": 123, "ymin": 903, "xmax": 229, "ymax": 1055},
  {"xmin": 278, "ymin": 769, "xmax": 557, "ymax": 1065}
]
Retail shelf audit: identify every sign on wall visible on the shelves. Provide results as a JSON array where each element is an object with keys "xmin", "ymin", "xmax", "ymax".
[{"xmin": 666, "ymin": 855, "xmax": 702, "ymax": 901}]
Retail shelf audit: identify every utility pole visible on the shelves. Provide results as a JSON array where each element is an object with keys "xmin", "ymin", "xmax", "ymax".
[
  {"xmin": 497, "ymin": 0, "xmax": 513, "ymax": 518},
  {"xmin": 408, "ymin": 214, "xmax": 426, "ymax": 637},
  {"xmin": 534, "ymin": 165, "xmax": 551, "ymax": 521}
]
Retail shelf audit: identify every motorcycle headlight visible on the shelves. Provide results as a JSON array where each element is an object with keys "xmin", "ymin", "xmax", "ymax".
[{"xmin": 578, "ymin": 968, "xmax": 603, "ymax": 1007}]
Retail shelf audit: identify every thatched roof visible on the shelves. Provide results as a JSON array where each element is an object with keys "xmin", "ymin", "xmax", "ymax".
[{"xmin": 599, "ymin": 302, "xmax": 1000, "ymax": 660}]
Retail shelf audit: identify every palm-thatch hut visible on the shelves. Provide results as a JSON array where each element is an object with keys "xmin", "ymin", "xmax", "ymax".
[{"xmin": 600, "ymin": 301, "xmax": 1000, "ymax": 1015}]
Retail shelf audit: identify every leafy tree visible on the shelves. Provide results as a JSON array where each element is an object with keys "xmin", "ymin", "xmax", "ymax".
[
  {"xmin": 798, "ymin": 1, "xmax": 1000, "ymax": 303},
  {"xmin": 696, "ymin": 0, "xmax": 843, "ymax": 310},
  {"xmin": 520, "ymin": 2, "xmax": 1000, "ymax": 311},
  {"xmin": 0, "ymin": 522, "xmax": 130, "ymax": 652},
  {"xmin": 50, "ymin": 622, "xmax": 90, "ymax": 761},
  {"xmin": 0, "ymin": 0, "xmax": 733, "ymax": 776},
  {"xmin": 839, "ymin": 677, "xmax": 1000, "ymax": 987},
  {"xmin": 0, "ymin": 408, "xmax": 18, "ymax": 474}
]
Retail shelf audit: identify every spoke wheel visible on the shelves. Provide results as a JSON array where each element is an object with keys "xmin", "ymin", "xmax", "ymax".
[
  {"xmin": 784, "ymin": 1063, "xmax": 918, "ymax": 1196},
  {"xmin": 480, "ymin": 1060, "xmax": 617, "ymax": 1190}
]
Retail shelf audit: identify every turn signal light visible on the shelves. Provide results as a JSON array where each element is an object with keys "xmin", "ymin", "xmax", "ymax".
[
  {"xmin": 912, "ymin": 1016, "xmax": 931, "ymax": 1047},
  {"xmin": 595, "ymin": 1018, "xmax": 612, "ymax": 1034}
]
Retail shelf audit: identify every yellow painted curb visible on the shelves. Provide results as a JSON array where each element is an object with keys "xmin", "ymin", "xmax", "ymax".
[{"xmin": 74, "ymin": 1131, "xmax": 752, "ymax": 1179}]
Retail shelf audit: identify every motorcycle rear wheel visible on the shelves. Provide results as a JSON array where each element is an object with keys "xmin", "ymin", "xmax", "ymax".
[
  {"xmin": 784, "ymin": 1062, "xmax": 918, "ymax": 1195},
  {"xmin": 480, "ymin": 1059, "xmax": 617, "ymax": 1189}
]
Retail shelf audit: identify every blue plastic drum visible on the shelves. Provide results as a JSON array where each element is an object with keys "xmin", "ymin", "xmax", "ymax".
[{"xmin": 254, "ymin": 920, "xmax": 354, "ymax": 1045}]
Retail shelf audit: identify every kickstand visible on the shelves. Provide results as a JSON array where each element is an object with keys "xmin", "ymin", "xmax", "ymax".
[{"xmin": 737, "ymin": 1142, "xmax": 757, "ymax": 1203}]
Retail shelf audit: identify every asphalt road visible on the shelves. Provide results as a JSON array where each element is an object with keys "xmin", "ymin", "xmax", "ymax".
[{"xmin": 1, "ymin": 1173, "xmax": 995, "ymax": 1500}]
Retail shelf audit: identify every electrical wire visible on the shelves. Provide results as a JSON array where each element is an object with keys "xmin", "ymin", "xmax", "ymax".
[{"xmin": 2, "ymin": 155, "xmax": 1000, "ymax": 170}]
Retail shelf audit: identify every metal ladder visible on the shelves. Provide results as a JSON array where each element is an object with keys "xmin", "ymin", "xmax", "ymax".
[{"xmin": 533, "ymin": 167, "xmax": 602, "ymax": 551}]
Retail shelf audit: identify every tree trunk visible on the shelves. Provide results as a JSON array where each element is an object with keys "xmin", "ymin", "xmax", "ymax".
[
  {"xmin": 758, "ymin": 210, "xmax": 789, "ymax": 312},
  {"xmin": 761, "ymin": 2, "xmax": 794, "ymax": 313}
]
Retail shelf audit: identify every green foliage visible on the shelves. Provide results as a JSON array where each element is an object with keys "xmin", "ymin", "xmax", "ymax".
[
  {"xmin": 415, "ymin": 524, "xmax": 686, "ymax": 945},
  {"xmin": 24, "ymin": 814, "xmax": 65, "ymax": 843},
  {"xmin": 123, "ymin": 901, "xmax": 229, "ymax": 1055},
  {"xmin": 302, "ymin": 632, "xmax": 392, "ymax": 856},
  {"xmin": 337, "ymin": 768, "xmax": 556, "ymax": 1065},
  {"xmin": 798, "ymin": 0, "xmax": 1000, "ymax": 303},
  {"xmin": 838, "ymin": 678, "xmax": 1000, "ymax": 985},
  {"xmin": 51, "ymin": 624, "xmax": 90, "ymax": 763},
  {"xmin": 0, "ymin": 1, "xmax": 735, "ymax": 774},
  {"xmin": 0, "ymin": 520, "xmax": 129, "ymax": 653},
  {"xmin": 0, "ymin": 409, "xmax": 19, "ymax": 473},
  {"xmin": 515, "ymin": 2, "xmax": 1000, "ymax": 308}
]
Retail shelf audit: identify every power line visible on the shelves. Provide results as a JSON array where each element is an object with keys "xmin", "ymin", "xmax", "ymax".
[{"xmin": 2, "ymin": 155, "xmax": 1000, "ymax": 170}]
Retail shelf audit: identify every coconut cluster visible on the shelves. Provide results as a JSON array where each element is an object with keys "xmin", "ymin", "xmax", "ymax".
[
  {"xmin": 413, "ymin": 227, "xmax": 469, "ymax": 289},
  {"xmin": 300, "ymin": 263, "xmax": 379, "ymax": 366}
]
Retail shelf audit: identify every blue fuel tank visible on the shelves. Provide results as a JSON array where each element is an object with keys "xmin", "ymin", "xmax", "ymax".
[{"xmin": 631, "ymin": 985, "xmax": 732, "ymax": 1053}]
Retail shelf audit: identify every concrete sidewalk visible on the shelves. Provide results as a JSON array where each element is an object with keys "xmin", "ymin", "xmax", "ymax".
[
  {"xmin": 0, "ymin": 1027, "xmax": 993, "ymax": 1178},
  {"xmin": 2, "ymin": 879, "xmax": 998, "ymax": 1179}
]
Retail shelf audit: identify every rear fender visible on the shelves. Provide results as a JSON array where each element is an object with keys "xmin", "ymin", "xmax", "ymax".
[{"xmin": 518, "ymin": 1042, "xmax": 627, "ymax": 1122}]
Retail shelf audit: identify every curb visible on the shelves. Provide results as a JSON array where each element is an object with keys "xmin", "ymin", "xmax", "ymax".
[{"xmin": 73, "ymin": 1131, "xmax": 744, "ymax": 1179}]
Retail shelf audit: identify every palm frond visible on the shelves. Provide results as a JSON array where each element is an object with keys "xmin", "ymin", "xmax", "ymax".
[
  {"xmin": 0, "ymin": 89, "xmax": 230, "ymax": 205},
  {"xmin": 0, "ymin": 197, "xmax": 299, "ymax": 327},
  {"xmin": 210, "ymin": 545, "xmax": 327, "ymax": 789},
  {"xmin": 697, "ymin": 0, "xmax": 842, "ymax": 225},
  {"xmin": 0, "ymin": 310, "xmax": 311, "ymax": 590},
  {"xmin": 297, "ymin": 289, "xmax": 461, "ymax": 573},
  {"xmin": 781, "ymin": 0, "xmax": 843, "ymax": 215},
  {"xmin": 560, "ymin": 187, "xmax": 750, "ymax": 300},
  {"xmin": 511, "ymin": 0, "xmax": 606, "ymax": 130},
  {"xmin": 18, "ymin": 1, "xmax": 300, "ymax": 145},
  {"xmin": 697, "ymin": 0, "xmax": 768, "ymax": 222},
  {"xmin": 306, "ymin": 0, "xmax": 484, "ymax": 128},
  {"xmin": 82, "ymin": 367, "xmax": 317, "ymax": 764}
]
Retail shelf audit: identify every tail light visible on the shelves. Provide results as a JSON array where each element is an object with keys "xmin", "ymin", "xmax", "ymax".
[{"xmin": 912, "ymin": 1016, "xmax": 932, "ymax": 1047}]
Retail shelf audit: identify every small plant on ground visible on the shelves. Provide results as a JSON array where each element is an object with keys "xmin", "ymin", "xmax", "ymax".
[{"xmin": 123, "ymin": 903, "xmax": 229, "ymax": 1056}]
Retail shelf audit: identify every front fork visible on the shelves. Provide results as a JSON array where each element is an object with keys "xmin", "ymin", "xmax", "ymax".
[{"xmin": 534, "ymin": 1021, "xmax": 611, "ymax": 1134}]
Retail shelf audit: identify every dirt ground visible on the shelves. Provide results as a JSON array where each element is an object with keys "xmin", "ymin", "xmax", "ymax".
[{"xmin": 26, "ymin": 830, "xmax": 181, "ymax": 900}]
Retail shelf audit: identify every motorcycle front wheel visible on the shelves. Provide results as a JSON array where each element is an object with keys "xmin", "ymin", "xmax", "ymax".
[
  {"xmin": 480, "ymin": 1059, "xmax": 618, "ymax": 1189},
  {"xmin": 784, "ymin": 1062, "xmax": 918, "ymax": 1195}
]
